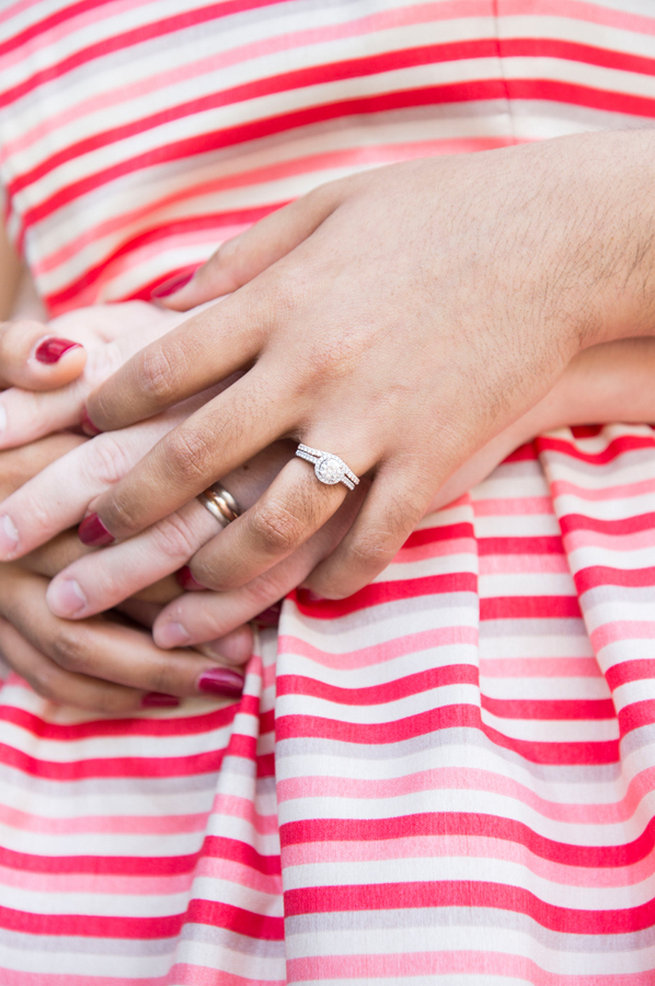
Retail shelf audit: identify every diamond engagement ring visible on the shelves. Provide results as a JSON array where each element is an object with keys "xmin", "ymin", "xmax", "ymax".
[
  {"xmin": 295, "ymin": 444, "xmax": 360, "ymax": 490},
  {"xmin": 197, "ymin": 483, "xmax": 241, "ymax": 526}
]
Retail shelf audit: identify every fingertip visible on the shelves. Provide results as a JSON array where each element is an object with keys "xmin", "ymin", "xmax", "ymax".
[
  {"xmin": 27, "ymin": 336, "xmax": 86, "ymax": 389},
  {"xmin": 150, "ymin": 268, "xmax": 197, "ymax": 305}
]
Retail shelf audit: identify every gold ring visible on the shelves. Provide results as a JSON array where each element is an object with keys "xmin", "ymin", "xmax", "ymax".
[{"xmin": 197, "ymin": 483, "xmax": 241, "ymax": 526}]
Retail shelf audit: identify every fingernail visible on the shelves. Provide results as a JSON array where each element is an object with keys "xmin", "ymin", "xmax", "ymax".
[
  {"xmin": 78, "ymin": 513, "xmax": 114, "ymax": 546},
  {"xmin": 80, "ymin": 405, "xmax": 101, "ymax": 436},
  {"xmin": 141, "ymin": 692, "xmax": 180, "ymax": 708},
  {"xmin": 253, "ymin": 603, "xmax": 282, "ymax": 628},
  {"xmin": 150, "ymin": 270, "xmax": 195, "ymax": 299},
  {"xmin": 156, "ymin": 621, "xmax": 191, "ymax": 647},
  {"xmin": 34, "ymin": 337, "xmax": 83, "ymax": 364},
  {"xmin": 175, "ymin": 565, "xmax": 205, "ymax": 591},
  {"xmin": 196, "ymin": 668, "xmax": 244, "ymax": 697},
  {"xmin": 0, "ymin": 514, "xmax": 19, "ymax": 556},
  {"xmin": 47, "ymin": 577, "xmax": 87, "ymax": 616}
]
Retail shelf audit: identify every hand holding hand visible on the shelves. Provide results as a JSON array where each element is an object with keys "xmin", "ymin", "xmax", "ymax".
[{"xmin": 83, "ymin": 131, "xmax": 655, "ymax": 598}]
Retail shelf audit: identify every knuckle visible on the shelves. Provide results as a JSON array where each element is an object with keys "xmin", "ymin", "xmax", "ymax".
[
  {"xmin": 81, "ymin": 434, "xmax": 132, "ymax": 487},
  {"xmin": 139, "ymin": 345, "xmax": 183, "ymax": 405},
  {"xmin": 349, "ymin": 529, "xmax": 398, "ymax": 569},
  {"xmin": 151, "ymin": 512, "xmax": 198, "ymax": 561},
  {"xmin": 164, "ymin": 427, "xmax": 213, "ymax": 486},
  {"xmin": 27, "ymin": 663, "xmax": 60, "ymax": 701},
  {"xmin": 50, "ymin": 626, "xmax": 92, "ymax": 674},
  {"xmin": 249, "ymin": 500, "xmax": 304, "ymax": 556}
]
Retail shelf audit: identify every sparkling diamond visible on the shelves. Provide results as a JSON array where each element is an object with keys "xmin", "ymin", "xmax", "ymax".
[{"xmin": 315, "ymin": 454, "xmax": 345, "ymax": 485}]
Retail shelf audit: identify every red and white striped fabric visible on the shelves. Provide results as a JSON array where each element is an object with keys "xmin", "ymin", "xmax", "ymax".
[{"xmin": 1, "ymin": 1, "xmax": 655, "ymax": 982}]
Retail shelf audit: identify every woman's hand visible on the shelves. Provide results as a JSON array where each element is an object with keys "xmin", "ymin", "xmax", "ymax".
[
  {"xmin": 82, "ymin": 131, "xmax": 655, "ymax": 599},
  {"xmin": 0, "ymin": 301, "xmax": 188, "ymax": 447},
  {"xmin": 0, "ymin": 434, "xmax": 247, "ymax": 712}
]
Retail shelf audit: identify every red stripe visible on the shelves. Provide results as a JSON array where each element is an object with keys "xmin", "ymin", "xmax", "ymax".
[
  {"xmin": 0, "ymin": 835, "xmax": 279, "ymax": 876},
  {"xmin": 502, "ymin": 36, "xmax": 655, "ymax": 76},
  {"xmin": 404, "ymin": 522, "xmax": 475, "ymax": 548},
  {"xmin": 606, "ymin": 660, "xmax": 655, "ymax": 690},
  {"xmin": 280, "ymin": 812, "xmax": 655, "ymax": 868},
  {"xmin": 293, "ymin": 572, "xmax": 477, "ymax": 618},
  {"xmin": 276, "ymin": 706, "xmax": 618, "ymax": 764},
  {"xmin": 0, "ymin": 732, "xmax": 261, "ymax": 779},
  {"xmin": 560, "ymin": 512, "xmax": 655, "ymax": 536},
  {"xmin": 618, "ymin": 699, "xmax": 655, "ymax": 736},
  {"xmin": 480, "ymin": 595, "xmax": 582, "ymax": 620},
  {"xmin": 0, "ymin": 899, "xmax": 282, "ymax": 939},
  {"xmin": 480, "ymin": 695, "xmax": 615, "ymax": 721},
  {"xmin": 575, "ymin": 565, "xmax": 655, "ymax": 593},
  {"xmin": 478, "ymin": 536, "xmax": 563, "ymax": 555},
  {"xmin": 536, "ymin": 432, "xmax": 655, "ymax": 462},
  {"xmin": 0, "ymin": 698, "xmax": 244, "ymax": 740},
  {"xmin": 276, "ymin": 665, "xmax": 479, "ymax": 704},
  {"xmin": 283, "ymin": 880, "xmax": 655, "ymax": 933}
]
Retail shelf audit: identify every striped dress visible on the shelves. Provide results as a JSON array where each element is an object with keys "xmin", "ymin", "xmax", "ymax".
[{"xmin": 1, "ymin": 1, "xmax": 655, "ymax": 982}]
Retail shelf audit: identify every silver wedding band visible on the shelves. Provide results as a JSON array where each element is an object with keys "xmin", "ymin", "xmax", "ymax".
[
  {"xmin": 295, "ymin": 443, "xmax": 360, "ymax": 491},
  {"xmin": 197, "ymin": 483, "xmax": 241, "ymax": 526}
]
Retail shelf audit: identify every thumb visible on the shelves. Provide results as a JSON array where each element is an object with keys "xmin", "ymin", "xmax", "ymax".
[{"xmin": 0, "ymin": 320, "xmax": 86, "ymax": 391}]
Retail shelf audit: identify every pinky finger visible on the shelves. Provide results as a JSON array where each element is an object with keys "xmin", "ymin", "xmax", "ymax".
[
  {"xmin": 0, "ymin": 616, "xmax": 147, "ymax": 715},
  {"xmin": 164, "ymin": 183, "xmax": 340, "ymax": 309}
]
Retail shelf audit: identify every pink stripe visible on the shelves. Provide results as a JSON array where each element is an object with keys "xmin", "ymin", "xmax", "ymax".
[
  {"xmin": 210, "ymin": 794, "xmax": 278, "ymax": 836},
  {"xmin": 277, "ymin": 765, "xmax": 636, "ymax": 824},
  {"xmin": 474, "ymin": 496, "xmax": 554, "ymax": 516},
  {"xmin": 502, "ymin": 0, "xmax": 655, "ymax": 36},
  {"xmin": 195, "ymin": 856, "xmax": 282, "ymax": 895},
  {"xmin": 283, "ymin": 832, "xmax": 655, "ymax": 888},
  {"xmin": 0, "ymin": 805, "xmax": 208, "ymax": 835},
  {"xmin": 481, "ymin": 657, "xmax": 603, "ymax": 678},
  {"xmin": 591, "ymin": 621, "xmax": 655, "ymax": 649},
  {"xmin": 168, "ymin": 967, "xmax": 284, "ymax": 986},
  {"xmin": 550, "ymin": 475, "xmax": 655, "ymax": 502},
  {"xmin": 288, "ymin": 951, "xmax": 650, "ymax": 984},
  {"xmin": 564, "ymin": 528, "xmax": 655, "ymax": 551},
  {"xmin": 0, "ymin": 866, "xmax": 194, "ymax": 895},
  {"xmin": 479, "ymin": 554, "xmax": 570, "ymax": 573},
  {"xmin": 0, "ymin": 969, "xmax": 282, "ymax": 986},
  {"xmin": 278, "ymin": 626, "xmax": 479, "ymax": 671}
]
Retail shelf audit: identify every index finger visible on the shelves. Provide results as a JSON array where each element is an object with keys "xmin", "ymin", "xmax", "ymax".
[
  {"xmin": 86, "ymin": 366, "xmax": 294, "ymax": 540},
  {"xmin": 85, "ymin": 291, "xmax": 266, "ymax": 432}
]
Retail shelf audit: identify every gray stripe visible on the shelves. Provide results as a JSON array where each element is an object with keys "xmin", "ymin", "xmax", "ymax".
[
  {"xmin": 286, "ymin": 904, "xmax": 655, "ymax": 952},
  {"xmin": 0, "ymin": 922, "xmax": 285, "ymax": 958},
  {"xmin": 276, "ymin": 727, "xmax": 621, "ymax": 784}
]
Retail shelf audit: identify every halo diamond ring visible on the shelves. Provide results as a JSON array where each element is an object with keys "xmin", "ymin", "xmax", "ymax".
[{"xmin": 295, "ymin": 444, "xmax": 360, "ymax": 491}]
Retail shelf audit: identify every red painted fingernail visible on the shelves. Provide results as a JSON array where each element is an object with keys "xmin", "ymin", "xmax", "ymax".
[
  {"xmin": 253, "ymin": 603, "xmax": 282, "ymax": 628},
  {"xmin": 34, "ymin": 337, "xmax": 82, "ymax": 364},
  {"xmin": 151, "ymin": 270, "xmax": 195, "ymax": 299},
  {"xmin": 80, "ymin": 405, "xmax": 101, "ymax": 436},
  {"xmin": 78, "ymin": 513, "xmax": 114, "ymax": 546},
  {"xmin": 142, "ymin": 692, "xmax": 180, "ymax": 708},
  {"xmin": 197, "ymin": 668, "xmax": 244, "ymax": 698},
  {"xmin": 176, "ymin": 565, "xmax": 206, "ymax": 591}
]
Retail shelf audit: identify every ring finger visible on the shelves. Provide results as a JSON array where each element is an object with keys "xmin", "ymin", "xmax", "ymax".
[{"xmin": 187, "ymin": 442, "xmax": 370, "ymax": 592}]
